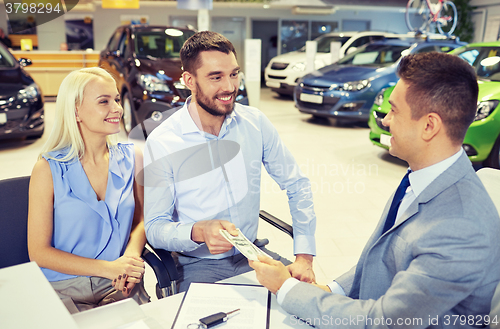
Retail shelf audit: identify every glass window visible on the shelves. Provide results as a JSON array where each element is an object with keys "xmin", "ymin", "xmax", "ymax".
[
  {"xmin": 456, "ymin": 48, "xmax": 480, "ymax": 66},
  {"xmin": 107, "ymin": 29, "xmax": 123, "ymax": 51},
  {"xmin": 415, "ymin": 46, "xmax": 437, "ymax": 54},
  {"xmin": 134, "ymin": 29, "xmax": 195, "ymax": 59},
  {"xmin": 117, "ymin": 32, "xmax": 128, "ymax": 56},
  {"xmin": 0, "ymin": 45, "xmax": 16, "ymax": 67},
  {"xmin": 338, "ymin": 44, "xmax": 409, "ymax": 67},
  {"xmin": 304, "ymin": 35, "xmax": 350, "ymax": 53},
  {"xmin": 281, "ymin": 20, "xmax": 308, "ymax": 54},
  {"xmin": 476, "ymin": 48, "xmax": 500, "ymax": 81}
]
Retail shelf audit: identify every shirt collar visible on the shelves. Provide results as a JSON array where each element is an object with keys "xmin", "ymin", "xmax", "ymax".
[
  {"xmin": 179, "ymin": 96, "xmax": 237, "ymax": 137},
  {"xmin": 180, "ymin": 96, "xmax": 200, "ymax": 135},
  {"xmin": 408, "ymin": 148, "xmax": 464, "ymax": 198}
]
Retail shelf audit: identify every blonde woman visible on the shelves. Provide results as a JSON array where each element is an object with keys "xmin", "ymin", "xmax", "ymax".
[{"xmin": 28, "ymin": 67, "xmax": 149, "ymax": 312}]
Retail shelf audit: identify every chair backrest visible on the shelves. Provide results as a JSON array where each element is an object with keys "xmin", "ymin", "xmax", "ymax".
[
  {"xmin": 0, "ymin": 176, "xmax": 31, "ymax": 269},
  {"xmin": 477, "ymin": 168, "xmax": 500, "ymax": 214}
]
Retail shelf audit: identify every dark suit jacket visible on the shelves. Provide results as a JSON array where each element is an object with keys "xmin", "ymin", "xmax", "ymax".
[{"xmin": 282, "ymin": 153, "xmax": 500, "ymax": 328}]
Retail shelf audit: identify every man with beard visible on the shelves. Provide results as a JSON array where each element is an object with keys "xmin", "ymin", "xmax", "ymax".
[{"xmin": 143, "ymin": 31, "xmax": 317, "ymax": 292}]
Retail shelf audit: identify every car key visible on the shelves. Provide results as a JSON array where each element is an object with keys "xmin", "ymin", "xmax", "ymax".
[{"xmin": 199, "ymin": 309, "xmax": 240, "ymax": 328}]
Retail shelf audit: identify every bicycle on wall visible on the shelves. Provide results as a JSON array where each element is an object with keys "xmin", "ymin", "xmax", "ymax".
[{"xmin": 405, "ymin": 0, "xmax": 458, "ymax": 35}]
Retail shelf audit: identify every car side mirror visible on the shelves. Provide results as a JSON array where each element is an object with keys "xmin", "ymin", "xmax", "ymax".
[{"xmin": 18, "ymin": 58, "xmax": 32, "ymax": 67}]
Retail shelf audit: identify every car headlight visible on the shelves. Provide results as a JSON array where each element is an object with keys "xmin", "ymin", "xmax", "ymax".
[
  {"xmin": 17, "ymin": 83, "xmax": 39, "ymax": 100},
  {"xmin": 374, "ymin": 88, "xmax": 388, "ymax": 106},
  {"xmin": 138, "ymin": 74, "xmax": 171, "ymax": 93},
  {"xmin": 340, "ymin": 79, "xmax": 371, "ymax": 92},
  {"xmin": 291, "ymin": 62, "xmax": 306, "ymax": 71},
  {"xmin": 475, "ymin": 100, "xmax": 499, "ymax": 121}
]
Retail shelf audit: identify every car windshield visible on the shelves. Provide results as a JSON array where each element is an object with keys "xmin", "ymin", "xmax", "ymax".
[
  {"xmin": 135, "ymin": 29, "xmax": 195, "ymax": 59},
  {"xmin": 0, "ymin": 45, "xmax": 16, "ymax": 68},
  {"xmin": 338, "ymin": 43, "xmax": 409, "ymax": 67},
  {"xmin": 299, "ymin": 36, "xmax": 351, "ymax": 53},
  {"xmin": 454, "ymin": 46, "xmax": 500, "ymax": 82}
]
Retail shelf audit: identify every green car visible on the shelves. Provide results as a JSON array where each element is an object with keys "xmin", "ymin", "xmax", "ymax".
[{"xmin": 368, "ymin": 42, "xmax": 500, "ymax": 168}]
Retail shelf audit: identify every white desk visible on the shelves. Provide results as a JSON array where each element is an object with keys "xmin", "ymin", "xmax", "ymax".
[
  {"xmin": 140, "ymin": 271, "xmax": 300, "ymax": 328},
  {"xmin": 0, "ymin": 262, "xmax": 79, "ymax": 329}
]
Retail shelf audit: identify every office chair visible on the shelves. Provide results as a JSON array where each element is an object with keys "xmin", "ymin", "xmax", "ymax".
[
  {"xmin": 0, "ymin": 176, "xmax": 31, "ymax": 269},
  {"xmin": 0, "ymin": 176, "xmax": 177, "ymax": 300}
]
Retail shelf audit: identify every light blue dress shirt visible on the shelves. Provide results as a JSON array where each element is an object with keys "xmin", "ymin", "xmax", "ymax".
[
  {"xmin": 41, "ymin": 143, "xmax": 136, "ymax": 282},
  {"xmin": 277, "ymin": 149, "xmax": 464, "ymax": 304},
  {"xmin": 144, "ymin": 98, "xmax": 316, "ymax": 259}
]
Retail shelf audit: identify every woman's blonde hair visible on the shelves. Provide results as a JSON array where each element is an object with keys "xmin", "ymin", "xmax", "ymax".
[{"xmin": 39, "ymin": 67, "xmax": 119, "ymax": 162}]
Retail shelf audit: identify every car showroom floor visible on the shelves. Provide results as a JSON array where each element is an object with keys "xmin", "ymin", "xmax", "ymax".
[{"xmin": 0, "ymin": 87, "xmax": 409, "ymax": 300}]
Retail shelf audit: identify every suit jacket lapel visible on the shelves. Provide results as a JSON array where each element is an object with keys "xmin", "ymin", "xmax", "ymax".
[{"xmin": 383, "ymin": 152, "xmax": 471, "ymax": 235}]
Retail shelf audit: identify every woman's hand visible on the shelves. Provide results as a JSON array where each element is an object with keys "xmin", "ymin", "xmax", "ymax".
[
  {"xmin": 112, "ymin": 274, "xmax": 138, "ymax": 297},
  {"xmin": 106, "ymin": 255, "xmax": 145, "ymax": 282}
]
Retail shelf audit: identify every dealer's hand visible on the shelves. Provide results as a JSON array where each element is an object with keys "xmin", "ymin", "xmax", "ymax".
[
  {"xmin": 192, "ymin": 220, "xmax": 239, "ymax": 255},
  {"xmin": 250, "ymin": 255, "xmax": 291, "ymax": 294}
]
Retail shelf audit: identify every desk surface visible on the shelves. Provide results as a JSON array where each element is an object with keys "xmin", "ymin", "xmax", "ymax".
[{"xmin": 140, "ymin": 271, "xmax": 300, "ymax": 328}]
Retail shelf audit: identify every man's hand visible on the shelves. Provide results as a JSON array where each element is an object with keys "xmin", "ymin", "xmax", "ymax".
[
  {"xmin": 287, "ymin": 254, "xmax": 315, "ymax": 283},
  {"xmin": 191, "ymin": 220, "xmax": 238, "ymax": 254},
  {"xmin": 250, "ymin": 255, "xmax": 291, "ymax": 294}
]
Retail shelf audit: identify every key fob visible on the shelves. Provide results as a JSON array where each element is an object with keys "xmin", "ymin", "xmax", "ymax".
[{"xmin": 199, "ymin": 312, "xmax": 226, "ymax": 328}]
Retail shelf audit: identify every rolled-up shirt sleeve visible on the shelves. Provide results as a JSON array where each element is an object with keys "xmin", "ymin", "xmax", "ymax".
[
  {"xmin": 143, "ymin": 137, "xmax": 200, "ymax": 252},
  {"xmin": 260, "ymin": 114, "xmax": 316, "ymax": 256}
]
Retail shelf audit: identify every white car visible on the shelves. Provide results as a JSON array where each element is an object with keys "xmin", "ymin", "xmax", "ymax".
[{"xmin": 264, "ymin": 31, "xmax": 400, "ymax": 96}]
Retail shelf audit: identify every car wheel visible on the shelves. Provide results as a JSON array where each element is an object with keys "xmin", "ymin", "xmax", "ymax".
[
  {"xmin": 122, "ymin": 91, "xmax": 136, "ymax": 134},
  {"xmin": 484, "ymin": 135, "xmax": 500, "ymax": 169}
]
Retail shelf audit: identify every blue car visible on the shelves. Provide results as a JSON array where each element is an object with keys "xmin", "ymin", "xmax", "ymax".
[{"xmin": 294, "ymin": 35, "xmax": 466, "ymax": 122}]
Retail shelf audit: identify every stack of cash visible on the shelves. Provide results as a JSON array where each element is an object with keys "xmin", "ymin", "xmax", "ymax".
[{"xmin": 219, "ymin": 229, "xmax": 272, "ymax": 261}]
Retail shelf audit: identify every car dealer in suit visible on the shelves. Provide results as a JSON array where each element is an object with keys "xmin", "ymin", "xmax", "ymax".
[{"xmin": 251, "ymin": 52, "xmax": 500, "ymax": 328}]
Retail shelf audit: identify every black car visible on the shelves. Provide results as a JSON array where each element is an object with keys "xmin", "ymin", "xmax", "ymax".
[
  {"xmin": 99, "ymin": 25, "xmax": 248, "ymax": 134},
  {"xmin": 0, "ymin": 43, "xmax": 44, "ymax": 139}
]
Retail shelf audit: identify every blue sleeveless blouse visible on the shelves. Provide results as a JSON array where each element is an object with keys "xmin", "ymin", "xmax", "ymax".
[{"xmin": 41, "ymin": 143, "xmax": 136, "ymax": 282}]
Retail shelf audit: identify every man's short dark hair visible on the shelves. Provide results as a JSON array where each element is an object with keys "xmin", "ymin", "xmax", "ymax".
[
  {"xmin": 397, "ymin": 52, "xmax": 478, "ymax": 144},
  {"xmin": 180, "ymin": 31, "xmax": 236, "ymax": 74}
]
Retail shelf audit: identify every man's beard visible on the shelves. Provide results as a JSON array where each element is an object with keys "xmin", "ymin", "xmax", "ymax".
[{"xmin": 196, "ymin": 82, "xmax": 236, "ymax": 117}]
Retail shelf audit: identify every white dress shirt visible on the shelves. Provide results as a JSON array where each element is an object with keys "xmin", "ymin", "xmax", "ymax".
[{"xmin": 144, "ymin": 97, "xmax": 317, "ymax": 259}]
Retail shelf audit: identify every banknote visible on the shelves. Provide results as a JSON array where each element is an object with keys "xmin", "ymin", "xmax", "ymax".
[{"xmin": 219, "ymin": 229, "xmax": 272, "ymax": 261}]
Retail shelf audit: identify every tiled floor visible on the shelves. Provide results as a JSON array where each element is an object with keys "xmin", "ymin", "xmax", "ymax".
[{"xmin": 0, "ymin": 87, "xmax": 409, "ymax": 300}]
